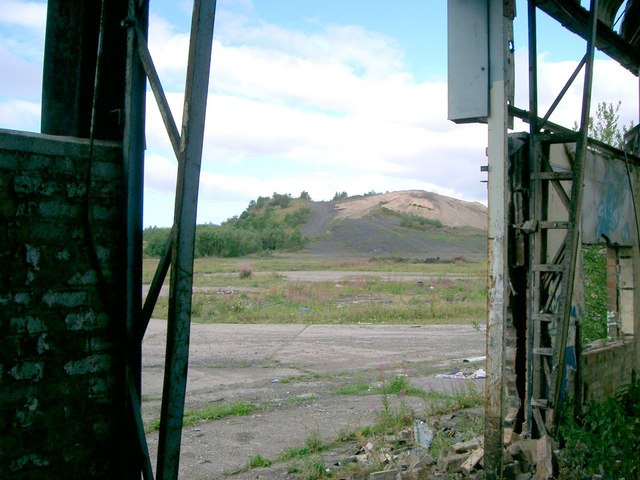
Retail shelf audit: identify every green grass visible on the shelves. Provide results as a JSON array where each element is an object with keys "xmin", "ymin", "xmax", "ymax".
[
  {"xmin": 148, "ymin": 401, "xmax": 256, "ymax": 431},
  {"xmin": 248, "ymin": 455, "xmax": 272, "ymax": 468},
  {"xmin": 143, "ymin": 254, "xmax": 486, "ymax": 281},
  {"xmin": 277, "ymin": 430, "xmax": 326, "ymax": 462},
  {"xmin": 422, "ymin": 382, "xmax": 484, "ymax": 416},
  {"xmin": 143, "ymin": 254, "xmax": 487, "ymax": 326},
  {"xmin": 147, "ymin": 395, "xmax": 320, "ymax": 433},
  {"xmin": 334, "ymin": 374, "xmax": 372, "ymax": 395},
  {"xmin": 147, "ymin": 273, "xmax": 487, "ymax": 325}
]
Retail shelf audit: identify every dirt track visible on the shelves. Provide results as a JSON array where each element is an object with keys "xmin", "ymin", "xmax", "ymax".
[{"xmin": 142, "ymin": 319, "xmax": 486, "ymax": 479}]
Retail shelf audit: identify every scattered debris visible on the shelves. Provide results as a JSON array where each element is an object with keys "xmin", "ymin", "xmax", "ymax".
[
  {"xmin": 460, "ymin": 447, "xmax": 484, "ymax": 475},
  {"xmin": 412, "ymin": 420, "xmax": 433, "ymax": 449},
  {"xmin": 435, "ymin": 368, "xmax": 486, "ymax": 379},
  {"xmin": 462, "ymin": 355, "xmax": 486, "ymax": 363}
]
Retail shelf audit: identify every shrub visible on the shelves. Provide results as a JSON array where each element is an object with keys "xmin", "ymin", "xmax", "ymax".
[
  {"xmin": 558, "ymin": 371, "xmax": 640, "ymax": 479},
  {"xmin": 143, "ymin": 227, "xmax": 171, "ymax": 257},
  {"xmin": 332, "ymin": 191, "xmax": 348, "ymax": 201},
  {"xmin": 399, "ymin": 213, "xmax": 443, "ymax": 230}
]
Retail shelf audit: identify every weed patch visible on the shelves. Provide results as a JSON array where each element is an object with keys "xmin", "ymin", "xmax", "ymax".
[
  {"xmin": 248, "ymin": 454, "xmax": 272, "ymax": 468},
  {"xmin": 558, "ymin": 371, "xmax": 640, "ymax": 479}
]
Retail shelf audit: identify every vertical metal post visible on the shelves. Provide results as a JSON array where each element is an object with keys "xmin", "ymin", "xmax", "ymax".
[
  {"xmin": 551, "ymin": 0, "xmax": 599, "ymax": 428},
  {"xmin": 484, "ymin": 0, "xmax": 512, "ymax": 477},
  {"xmin": 123, "ymin": 0, "xmax": 148, "ymax": 477},
  {"xmin": 156, "ymin": 1, "xmax": 217, "ymax": 478},
  {"xmin": 526, "ymin": 0, "xmax": 539, "ymax": 438}
]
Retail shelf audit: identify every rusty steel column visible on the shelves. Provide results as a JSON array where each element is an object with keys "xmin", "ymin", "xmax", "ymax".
[
  {"xmin": 156, "ymin": 1, "xmax": 217, "ymax": 478},
  {"xmin": 123, "ymin": 0, "xmax": 149, "ymax": 477}
]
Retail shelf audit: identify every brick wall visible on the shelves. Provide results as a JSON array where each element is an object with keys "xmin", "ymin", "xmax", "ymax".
[
  {"xmin": 0, "ymin": 129, "xmax": 127, "ymax": 478},
  {"xmin": 581, "ymin": 339, "xmax": 637, "ymax": 407}
]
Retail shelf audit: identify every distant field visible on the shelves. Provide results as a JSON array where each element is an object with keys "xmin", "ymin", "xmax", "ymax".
[{"xmin": 144, "ymin": 254, "xmax": 488, "ymax": 326}]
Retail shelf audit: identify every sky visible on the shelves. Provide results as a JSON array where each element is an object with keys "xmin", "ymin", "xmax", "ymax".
[{"xmin": 0, "ymin": 0, "xmax": 638, "ymax": 227}]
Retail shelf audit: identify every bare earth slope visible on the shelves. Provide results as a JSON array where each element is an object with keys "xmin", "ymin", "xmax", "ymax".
[
  {"xmin": 301, "ymin": 190, "xmax": 488, "ymax": 258},
  {"xmin": 334, "ymin": 190, "xmax": 487, "ymax": 229}
]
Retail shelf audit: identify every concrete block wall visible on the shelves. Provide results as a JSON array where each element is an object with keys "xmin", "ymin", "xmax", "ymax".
[{"xmin": 0, "ymin": 129, "xmax": 126, "ymax": 479}]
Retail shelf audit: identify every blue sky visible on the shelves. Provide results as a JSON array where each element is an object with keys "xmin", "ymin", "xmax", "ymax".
[{"xmin": 1, "ymin": 0, "xmax": 637, "ymax": 227}]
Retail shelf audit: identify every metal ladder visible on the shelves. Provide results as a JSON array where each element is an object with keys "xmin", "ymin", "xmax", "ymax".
[
  {"xmin": 525, "ymin": 0, "xmax": 599, "ymax": 437},
  {"xmin": 527, "ymin": 133, "xmax": 579, "ymax": 437}
]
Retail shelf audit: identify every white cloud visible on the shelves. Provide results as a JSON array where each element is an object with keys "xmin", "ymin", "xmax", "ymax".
[
  {"xmin": 513, "ymin": 49, "xmax": 638, "ymax": 129},
  {"xmin": 0, "ymin": 99, "xmax": 40, "ymax": 131},
  {"xmin": 1, "ymin": 0, "xmax": 636, "ymax": 228},
  {"xmin": 0, "ymin": 1, "xmax": 47, "ymax": 30},
  {"xmin": 0, "ymin": 42, "xmax": 42, "ymax": 100},
  {"xmin": 140, "ymin": 1, "xmax": 490, "ymax": 225}
]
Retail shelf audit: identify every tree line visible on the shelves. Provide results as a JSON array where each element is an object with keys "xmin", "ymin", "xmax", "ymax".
[{"xmin": 143, "ymin": 192, "xmax": 312, "ymax": 258}]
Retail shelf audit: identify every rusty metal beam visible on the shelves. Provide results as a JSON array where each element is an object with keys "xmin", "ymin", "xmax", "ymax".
[
  {"xmin": 135, "ymin": 24, "xmax": 182, "ymax": 158},
  {"xmin": 551, "ymin": 0, "xmax": 600, "ymax": 429},
  {"xmin": 123, "ymin": 0, "xmax": 149, "ymax": 477},
  {"xmin": 156, "ymin": 1, "xmax": 217, "ymax": 478},
  {"xmin": 538, "ymin": 0, "xmax": 640, "ymax": 74}
]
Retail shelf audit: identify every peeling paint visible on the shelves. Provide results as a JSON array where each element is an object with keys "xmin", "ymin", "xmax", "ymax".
[
  {"xmin": 42, "ymin": 291, "xmax": 86, "ymax": 308},
  {"xmin": 10, "ymin": 453, "xmax": 50, "ymax": 472},
  {"xmin": 65, "ymin": 311, "xmax": 108, "ymax": 331},
  {"xmin": 14, "ymin": 292, "xmax": 31, "ymax": 305},
  {"xmin": 63, "ymin": 354, "xmax": 111, "ymax": 375},
  {"xmin": 67, "ymin": 270, "xmax": 97, "ymax": 286},
  {"xmin": 15, "ymin": 398, "xmax": 40, "ymax": 427},
  {"xmin": 36, "ymin": 334, "xmax": 49, "ymax": 354},
  {"xmin": 66, "ymin": 182, "xmax": 87, "ymax": 198},
  {"xmin": 9, "ymin": 362, "xmax": 43, "ymax": 381},
  {"xmin": 25, "ymin": 244, "xmax": 40, "ymax": 270},
  {"xmin": 55, "ymin": 249, "xmax": 70, "ymax": 261},
  {"xmin": 10, "ymin": 316, "xmax": 46, "ymax": 334},
  {"xmin": 89, "ymin": 377, "xmax": 108, "ymax": 396}
]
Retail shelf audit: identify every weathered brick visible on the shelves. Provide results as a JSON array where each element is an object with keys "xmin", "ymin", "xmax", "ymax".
[
  {"xmin": 42, "ymin": 291, "xmax": 86, "ymax": 308},
  {"xmin": 2, "ymin": 129, "xmax": 128, "ymax": 477},
  {"xmin": 65, "ymin": 311, "xmax": 109, "ymax": 331},
  {"xmin": 10, "ymin": 316, "xmax": 47, "ymax": 334},
  {"xmin": 63, "ymin": 354, "xmax": 111, "ymax": 376},
  {"xmin": 9, "ymin": 361, "xmax": 43, "ymax": 382},
  {"xmin": 38, "ymin": 201, "xmax": 82, "ymax": 220}
]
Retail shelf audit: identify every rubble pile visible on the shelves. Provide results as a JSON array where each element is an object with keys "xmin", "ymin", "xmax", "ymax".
[{"xmin": 329, "ymin": 412, "xmax": 556, "ymax": 480}]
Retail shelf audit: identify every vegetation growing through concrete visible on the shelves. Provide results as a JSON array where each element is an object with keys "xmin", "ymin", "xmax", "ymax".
[
  {"xmin": 227, "ymin": 372, "xmax": 484, "ymax": 479},
  {"xmin": 148, "ymin": 401, "xmax": 257, "ymax": 431}
]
